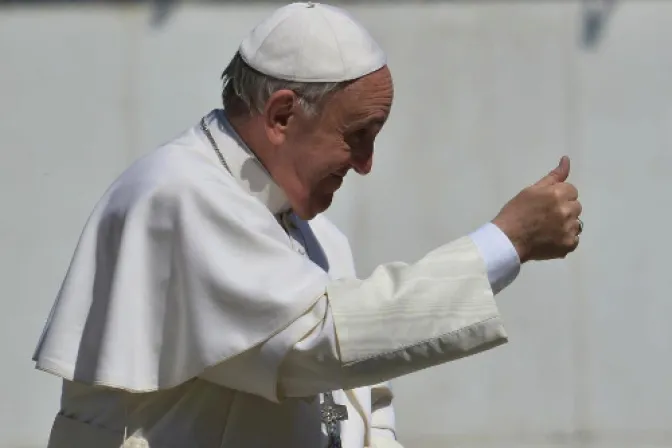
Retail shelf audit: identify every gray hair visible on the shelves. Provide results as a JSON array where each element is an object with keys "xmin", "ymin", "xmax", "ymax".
[{"xmin": 221, "ymin": 52, "xmax": 347, "ymax": 117}]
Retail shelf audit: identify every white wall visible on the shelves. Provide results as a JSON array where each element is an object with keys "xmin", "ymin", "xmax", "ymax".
[{"xmin": 2, "ymin": 1, "xmax": 671, "ymax": 447}]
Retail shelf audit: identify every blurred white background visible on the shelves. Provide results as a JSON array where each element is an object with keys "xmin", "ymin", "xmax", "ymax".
[{"xmin": 1, "ymin": 1, "xmax": 670, "ymax": 446}]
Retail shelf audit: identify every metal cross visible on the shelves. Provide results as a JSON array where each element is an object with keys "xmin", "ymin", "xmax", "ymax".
[{"xmin": 321, "ymin": 392, "xmax": 348, "ymax": 448}]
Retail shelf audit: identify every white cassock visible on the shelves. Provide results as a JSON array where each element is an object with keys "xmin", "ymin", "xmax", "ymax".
[{"xmin": 33, "ymin": 109, "xmax": 520, "ymax": 448}]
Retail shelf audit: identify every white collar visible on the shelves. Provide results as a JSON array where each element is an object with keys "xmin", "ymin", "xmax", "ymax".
[{"xmin": 199, "ymin": 109, "xmax": 291, "ymax": 215}]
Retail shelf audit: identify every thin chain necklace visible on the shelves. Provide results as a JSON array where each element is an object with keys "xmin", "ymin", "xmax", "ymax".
[
  {"xmin": 200, "ymin": 117, "xmax": 232, "ymax": 174},
  {"xmin": 199, "ymin": 114, "xmax": 346, "ymax": 448}
]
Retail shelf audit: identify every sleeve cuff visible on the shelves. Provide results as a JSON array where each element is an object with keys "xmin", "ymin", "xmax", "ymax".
[{"xmin": 469, "ymin": 222, "xmax": 521, "ymax": 295}]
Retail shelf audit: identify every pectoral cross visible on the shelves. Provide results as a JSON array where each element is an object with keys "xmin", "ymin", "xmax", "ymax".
[
  {"xmin": 276, "ymin": 210, "xmax": 348, "ymax": 447},
  {"xmin": 321, "ymin": 392, "xmax": 348, "ymax": 448}
]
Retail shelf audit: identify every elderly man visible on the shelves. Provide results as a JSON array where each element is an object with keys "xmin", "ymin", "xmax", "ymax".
[{"xmin": 33, "ymin": 2, "xmax": 583, "ymax": 448}]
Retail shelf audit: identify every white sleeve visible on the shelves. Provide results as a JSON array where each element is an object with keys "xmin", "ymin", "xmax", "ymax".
[
  {"xmin": 202, "ymin": 236, "xmax": 509, "ymax": 400},
  {"xmin": 468, "ymin": 222, "xmax": 521, "ymax": 295},
  {"xmin": 369, "ymin": 382, "xmax": 400, "ymax": 444}
]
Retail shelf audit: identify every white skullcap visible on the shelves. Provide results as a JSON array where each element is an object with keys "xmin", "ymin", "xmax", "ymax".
[{"xmin": 239, "ymin": 2, "xmax": 387, "ymax": 83}]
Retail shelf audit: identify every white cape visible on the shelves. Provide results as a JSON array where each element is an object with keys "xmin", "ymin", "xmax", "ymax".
[{"xmin": 33, "ymin": 111, "xmax": 335, "ymax": 392}]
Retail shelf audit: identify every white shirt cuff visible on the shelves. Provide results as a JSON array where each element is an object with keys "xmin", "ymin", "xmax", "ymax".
[{"xmin": 469, "ymin": 222, "xmax": 521, "ymax": 295}]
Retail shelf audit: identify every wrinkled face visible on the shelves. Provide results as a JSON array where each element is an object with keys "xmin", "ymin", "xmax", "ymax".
[{"xmin": 265, "ymin": 67, "xmax": 394, "ymax": 220}]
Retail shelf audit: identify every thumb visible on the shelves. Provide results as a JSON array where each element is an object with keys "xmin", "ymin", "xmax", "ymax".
[{"xmin": 535, "ymin": 156, "xmax": 570, "ymax": 187}]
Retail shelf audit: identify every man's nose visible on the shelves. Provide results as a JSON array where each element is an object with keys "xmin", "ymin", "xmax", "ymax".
[
  {"xmin": 350, "ymin": 148, "xmax": 374, "ymax": 175},
  {"xmin": 351, "ymin": 155, "xmax": 373, "ymax": 175}
]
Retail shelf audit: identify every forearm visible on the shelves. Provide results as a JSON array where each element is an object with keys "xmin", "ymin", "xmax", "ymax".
[
  {"xmin": 280, "ymin": 236, "xmax": 513, "ymax": 397},
  {"xmin": 202, "ymin": 233, "xmax": 519, "ymax": 401}
]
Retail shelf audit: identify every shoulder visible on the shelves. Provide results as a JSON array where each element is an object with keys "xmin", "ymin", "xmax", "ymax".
[{"xmin": 99, "ymin": 136, "xmax": 267, "ymax": 227}]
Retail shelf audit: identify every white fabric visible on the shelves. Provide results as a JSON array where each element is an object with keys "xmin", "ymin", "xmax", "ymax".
[
  {"xmin": 37, "ymin": 109, "xmax": 518, "ymax": 448},
  {"xmin": 239, "ymin": 2, "xmax": 387, "ymax": 82},
  {"xmin": 31, "ymin": 116, "xmax": 331, "ymax": 394},
  {"xmin": 469, "ymin": 222, "xmax": 521, "ymax": 295},
  {"xmin": 51, "ymin": 379, "xmax": 400, "ymax": 448}
]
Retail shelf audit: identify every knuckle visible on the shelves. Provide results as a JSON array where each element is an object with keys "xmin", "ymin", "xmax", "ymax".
[
  {"xmin": 552, "ymin": 186, "xmax": 564, "ymax": 201},
  {"xmin": 576, "ymin": 200, "xmax": 583, "ymax": 215},
  {"xmin": 569, "ymin": 238, "xmax": 579, "ymax": 250},
  {"xmin": 563, "ymin": 220, "xmax": 575, "ymax": 233},
  {"xmin": 562, "ymin": 233, "xmax": 576, "ymax": 246},
  {"xmin": 559, "ymin": 205, "xmax": 573, "ymax": 220}
]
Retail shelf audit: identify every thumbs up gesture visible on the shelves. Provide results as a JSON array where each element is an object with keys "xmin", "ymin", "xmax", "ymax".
[{"xmin": 492, "ymin": 156, "xmax": 583, "ymax": 262}]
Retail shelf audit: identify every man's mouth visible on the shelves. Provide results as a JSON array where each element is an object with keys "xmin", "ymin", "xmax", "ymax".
[
  {"xmin": 326, "ymin": 172, "xmax": 345, "ymax": 191},
  {"xmin": 332, "ymin": 168, "xmax": 349, "ymax": 179}
]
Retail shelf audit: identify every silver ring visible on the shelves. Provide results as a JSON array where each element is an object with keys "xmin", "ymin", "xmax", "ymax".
[{"xmin": 577, "ymin": 218, "xmax": 583, "ymax": 234}]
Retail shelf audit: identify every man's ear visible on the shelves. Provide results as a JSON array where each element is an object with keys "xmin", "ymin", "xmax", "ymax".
[{"xmin": 264, "ymin": 90, "xmax": 298, "ymax": 146}]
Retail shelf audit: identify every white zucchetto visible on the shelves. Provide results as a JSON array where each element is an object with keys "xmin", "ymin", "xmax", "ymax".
[{"xmin": 239, "ymin": 2, "xmax": 387, "ymax": 83}]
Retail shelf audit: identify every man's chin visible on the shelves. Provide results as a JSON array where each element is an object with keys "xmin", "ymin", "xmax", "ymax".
[
  {"xmin": 302, "ymin": 194, "xmax": 334, "ymax": 220},
  {"xmin": 290, "ymin": 187, "xmax": 338, "ymax": 220},
  {"xmin": 319, "ymin": 193, "xmax": 335, "ymax": 213}
]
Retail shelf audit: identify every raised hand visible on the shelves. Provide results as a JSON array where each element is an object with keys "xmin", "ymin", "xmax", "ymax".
[{"xmin": 492, "ymin": 156, "xmax": 583, "ymax": 262}]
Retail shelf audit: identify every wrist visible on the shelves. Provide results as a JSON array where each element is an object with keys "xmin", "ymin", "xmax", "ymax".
[{"xmin": 491, "ymin": 217, "xmax": 530, "ymax": 263}]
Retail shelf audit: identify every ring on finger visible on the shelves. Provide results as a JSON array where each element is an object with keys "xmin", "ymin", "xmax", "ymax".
[{"xmin": 577, "ymin": 218, "xmax": 583, "ymax": 235}]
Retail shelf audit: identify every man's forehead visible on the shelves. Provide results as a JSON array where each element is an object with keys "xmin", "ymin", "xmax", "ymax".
[
  {"xmin": 345, "ymin": 76, "xmax": 392, "ymax": 118},
  {"xmin": 349, "ymin": 67, "xmax": 393, "ymax": 92}
]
